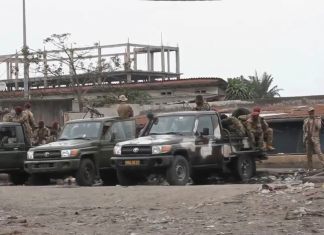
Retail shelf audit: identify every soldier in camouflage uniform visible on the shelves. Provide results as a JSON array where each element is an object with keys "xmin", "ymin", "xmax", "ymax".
[
  {"xmin": 117, "ymin": 95, "xmax": 134, "ymax": 119},
  {"xmin": 12, "ymin": 106, "xmax": 32, "ymax": 144},
  {"xmin": 253, "ymin": 107, "xmax": 275, "ymax": 151},
  {"xmin": 220, "ymin": 114, "xmax": 246, "ymax": 137},
  {"xmin": 48, "ymin": 122, "xmax": 61, "ymax": 143},
  {"xmin": 33, "ymin": 121, "xmax": 50, "ymax": 146},
  {"xmin": 23, "ymin": 102, "xmax": 36, "ymax": 131},
  {"xmin": 246, "ymin": 111, "xmax": 264, "ymax": 150},
  {"xmin": 194, "ymin": 95, "xmax": 210, "ymax": 111},
  {"xmin": 303, "ymin": 107, "xmax": 324, "ymax": 170},
  {"xmin": 2, "ymin": 108, "xmax": 13, "ymax": 122}
]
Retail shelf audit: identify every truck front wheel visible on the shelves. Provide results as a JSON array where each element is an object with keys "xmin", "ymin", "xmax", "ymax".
[
  {"xmin": 166, "ymin": 155, "xmax": 190, "ymax": 185},
  {"xmin": 234, "ymin": 155, "xmax": 256, "ymax": 181},
  {"xmin": 76, "ymin": 158, "xmax": 96, "ymax": 186}
]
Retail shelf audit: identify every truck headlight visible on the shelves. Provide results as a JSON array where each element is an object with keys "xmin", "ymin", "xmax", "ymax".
[
  {"xmin": 61, "ymin": 149, "xmax": 79, "ymax": 158},
  {"xmin": 114, "ymin": 145, "xmax": 122, "ymax": 155},
  {"xmin": 152, "ymin": 145, "xmax": 172, "ymax": 154},
  {"xmin": 27, "ymin": 151, "xmax": 34, "ymax": 160}
]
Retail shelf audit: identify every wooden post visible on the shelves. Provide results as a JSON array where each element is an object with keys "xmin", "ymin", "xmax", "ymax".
[
  {"xmin": 43, "ymin": 49, "xmax": 48, "ymax": 88},
  {"xmin": 97, "ymin": 44, "xmax": 102, "ymax": 84},
  {"xmin": 15, "ymin": 52, "xmax": 19, "ymax": 90}
]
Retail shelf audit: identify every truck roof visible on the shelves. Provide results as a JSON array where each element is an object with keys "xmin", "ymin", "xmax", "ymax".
[
  {"xmin": 156, "ymin": 111, "xmax": 218, "ymax": 117},
  {"xmin": 66, "ymin": 116, "xmax": 120, "ymax": 124}
]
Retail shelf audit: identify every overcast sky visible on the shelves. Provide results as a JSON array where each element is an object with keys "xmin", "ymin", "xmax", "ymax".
[{"xmin": 0, "ymin": 0, "xmax": 323, "ymax": 96}]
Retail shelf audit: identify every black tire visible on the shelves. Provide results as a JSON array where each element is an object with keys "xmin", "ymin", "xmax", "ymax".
[
  {"xmin": 9, "ymin": 173, "xmax": 29, "ymax": 185},
  {"xmin": 234, "ymin": 155, "xmax": 256, "ymax": 181},
  {"xmin": 232, "ymin": 108, "xmax": 250, "ymax": 118},
  {"xmin": 116, "ymin": 169, "xmax": 138, "ymax": 186},
  {"xmin": 76, "ymin": 158, "xmax": 96, "ymax": 186},
  {"xmin": 166, "ymin": 155, "xmax": 190, "ymax": 185},
  {"xmin": 29, "ymin": 174, "xmax": 50, "ymax": 185},
  {"xmin": 101, "ymin": 170, "xmax": 118, "ymax": 186},
  {"xmin": 190, "ymin": 172, "xmax": 209, "ymax": 185}
]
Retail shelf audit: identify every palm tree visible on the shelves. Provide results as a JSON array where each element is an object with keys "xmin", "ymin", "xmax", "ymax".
[
  {"xmin": 225, "ymin": 76, "xmax": 253, "ymax": 100},
  {"xmin": 248, "ymin": 72, "xmax": 282, "ymax": 98}
]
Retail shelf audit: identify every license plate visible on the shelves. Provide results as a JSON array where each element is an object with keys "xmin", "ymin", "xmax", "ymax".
[{"xmin": 124, "ymin": 160, "xmax": 140, "ymax": 166}]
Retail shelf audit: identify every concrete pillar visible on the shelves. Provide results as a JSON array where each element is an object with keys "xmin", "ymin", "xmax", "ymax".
[
  {"xmin": 167, "ymin": 50, "xmax": 170, "ymax": 73},
  {"xmin": 9, "ymin": 62, "xmax": 13, "ymax": 79},
  {"xmin": 15, "ymin": 53, "xmax": 19, "ymax": 90},
  {"xmin": 126, "ymin": 42, "xmax": 131, "ymax": 70},
  {"xmin": 176, "ymin": 47, "xmax": 180, "ymax": 79},
  {"xmin": 133, "ymin": 52, "xmax": 137, "ymax": 71},
  {"xmin": 150, "ymin": 52, "xmax": 154, "ymax": 71},
  {"xmin": 6, "ymin": 62, "xmax": 10, "ymax": 80},
  {"xmin": 69, "ymin": 49, "xmax": 74, "ymax": 75},
  {"xmin": 97, "ymin": 45, "xmax": 102, "ymax": 84},
  {"xmin": 127, "ymin": 73, "xmax": 132, "ymax": 83},
  {"xmin": 43, "ymin": 50, "xmax": 48, "ymax": 88},
  {"xmin": 147, "ymin": 49, "xmax": 151, "ymax": 71},
  {"xmin": 161, "ymin": 46, "xmax": 165, "ymax": 72}
]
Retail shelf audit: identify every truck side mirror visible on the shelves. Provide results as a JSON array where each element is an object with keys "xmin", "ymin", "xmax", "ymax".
[{"xmin": 201, "ymin": 128, "xmax": 209, "ymax": 136}]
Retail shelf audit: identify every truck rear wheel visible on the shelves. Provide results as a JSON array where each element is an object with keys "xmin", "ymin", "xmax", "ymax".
[
  {"xmin": 166, "ymin": 155, "xmax": 190, "ymax": 185},
  {"xmin": 234, "ymin": 155, "xmax": 256, "ymax": 181},
  {"xmin": 116, "ymin": 170, "xmax": 138, "ymax": 186},
  {"xmin": 9, "ymin": 173, "xmax": 29, "ymax": 185},
  {"xmin": 76, "ymin": 158, "xmax": 96, "ymax": 186}
]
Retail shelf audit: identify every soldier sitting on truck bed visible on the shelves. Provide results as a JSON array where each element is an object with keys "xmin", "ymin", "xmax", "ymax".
[{"xmin": 220, "ymin": 114, "xmax": 246, "ymax": 137}]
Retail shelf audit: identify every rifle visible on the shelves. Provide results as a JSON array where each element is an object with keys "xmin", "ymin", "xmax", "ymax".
[{"xmin": 83, "ymin": 106, "xmax": 104, "ymax": 119}]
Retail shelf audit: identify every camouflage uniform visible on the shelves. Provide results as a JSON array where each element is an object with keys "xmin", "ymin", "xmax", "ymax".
[
  {"xmin": 117, "ymin": 103, "xmax": 134, "ymax": 119},
  {"xmin": 194, "ymin": 102, "xmax": 211, "ymax": 111},
  {"xmin": 222, "ymin": 116, "xmax": 246, "ymax": 137},
  {"xmin": 303, "ymin": 116, "xmax": 324, "ymax": 169},
  {"xmin": 24, "ymin": 109, "xmax": 36, "ymax": 130},
  {"xmin": 260, "ymin": 118, "xmax": 274, "ymax": 150},
  {"xmin": 33, "ymin": 127, "xmax": 51, "ymax": 145},
  {"xmin": 246, "ymin": 116, "xmax": 264, "ymax": 149},
  {"xmin": 2, "ymin": 112, "xmax": 13, "ymax": 122},
  {"xmin": 12, "ymin": 112, "xmax": 32, "ymax": 144}
]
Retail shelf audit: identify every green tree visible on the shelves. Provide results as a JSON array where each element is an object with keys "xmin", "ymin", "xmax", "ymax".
[
  {"xmin": 225, "ymin": 76, "xmax": 253, "ymax": 100},
  {"xmin": 247, "ymin": 72, "xmax": 282, "ymax": 98}
]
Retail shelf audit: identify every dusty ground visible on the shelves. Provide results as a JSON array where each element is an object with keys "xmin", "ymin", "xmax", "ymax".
[{"xmin": 0, "ymin": 182, "xmax": 324, "ymax": 235}]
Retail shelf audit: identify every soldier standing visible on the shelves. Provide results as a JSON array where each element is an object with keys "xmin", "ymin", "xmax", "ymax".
[
  {"xmin": 23, "ymin": 102, "xmax": 36, "ymax": 130},
  {"xmin": 33, "ymin": 121, "xmax": 50, "ymax": 145},
  {"xmin": 246, "ymin": 111, "xmax": 264, "ymax": 150},
  {"xmin": 303, "ymin": 107, "xmax": 324, "ymax": 170},
  {"xmin": 12, "ymin": 106, "xmax": 32, "ymax": 144},
  {"xmin": 117, "ymin": 95, "xmax": 134, "ymax": 119},
  {"xmin": 194, "ymin": 95, "xmax": 210, "ymax": 111}
]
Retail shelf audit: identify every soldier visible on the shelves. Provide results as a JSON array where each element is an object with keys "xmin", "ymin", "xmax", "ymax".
[
  {"xmin": 23, "ymin": 102, "xmax": 36, "ymax": 130},
  {"xmin": 117, "ymin": 95, "xmax": 134, "ymax": 119},
  {"xmin": 33, "ymin": 121, "xmax": 50, "ymax": 145},
  {"xmin": 12, "ymin": 106, "xmax": 32, "ymax": 144},
  {"xmin": 253, "ymin": 107, "xmax": 275, "ymax": 151},
  {"xmin": 246, "ymin": 111, "xmax": 264, "ymax": 150},
  {"xmin": 2, "ymin": 108, "xmax": 13, "ymax": 122},
  {"xmin": 48, "ymin": 121, "xmax": 61, "ymax": 143},
  {"xmin": 220, "ymin": 114, "xmax": 246, "ymax": 137},
  {"xmin": 194, "ymin": 95, "xmax": 210, "ymax": 111},
  {"xmin": 303, "ymin": 107, "xmax": 324, "ymax": 170}
]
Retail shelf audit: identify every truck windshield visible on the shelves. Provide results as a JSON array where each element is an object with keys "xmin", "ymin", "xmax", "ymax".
[
  {"xmin": 149, "ymin": 115, "xmax": 195, "ymax": 135},
  {"xmin": 59, "ymin": 122, "xmax": 101, "ymax": 140}
]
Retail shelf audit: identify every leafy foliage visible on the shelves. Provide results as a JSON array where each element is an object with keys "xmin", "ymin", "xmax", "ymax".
[{"xmin": 225, "ymin": 72, "xmax": 282, "ymax": 100}]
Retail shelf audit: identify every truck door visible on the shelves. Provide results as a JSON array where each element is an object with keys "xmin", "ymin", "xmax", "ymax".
[
  {"xmin": 0, "ymin": 125, "xmax": 26, "ymax": 170},
  {"xmin": 100, "ymin": 120, "xmax": 136, "ymax": 168},
  {"xmin": 194, "ymin": 115, "xmax": 222, "ymax": 165}
]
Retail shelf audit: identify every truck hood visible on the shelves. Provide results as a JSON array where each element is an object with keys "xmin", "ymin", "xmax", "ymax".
[
  {"xmin": 30, "ymin": 139, "xmax": 97, "ymax": 151},
  {"xmin": 119, "ymin": 135, "xmax": 184, "ymax": 146}
]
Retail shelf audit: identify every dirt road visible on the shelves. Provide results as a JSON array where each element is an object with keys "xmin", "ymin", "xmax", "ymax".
[{"xmin": 0, "ymin": 184, "xmax": 324, "ymax": 235}]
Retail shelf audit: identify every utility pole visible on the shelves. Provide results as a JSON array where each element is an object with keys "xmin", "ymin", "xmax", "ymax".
[{"xmin": 23, "ymin": 0, "xmax": 29, "ymax": 99}]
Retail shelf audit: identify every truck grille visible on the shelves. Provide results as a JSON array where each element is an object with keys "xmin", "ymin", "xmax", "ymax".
[
  {"xmin": 34, "ymin": 150, "xmax": 61, "ymax": 159},
  {"xmin": 121, "ymin": 146, "xmax": 152, "ymax": 155}
]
